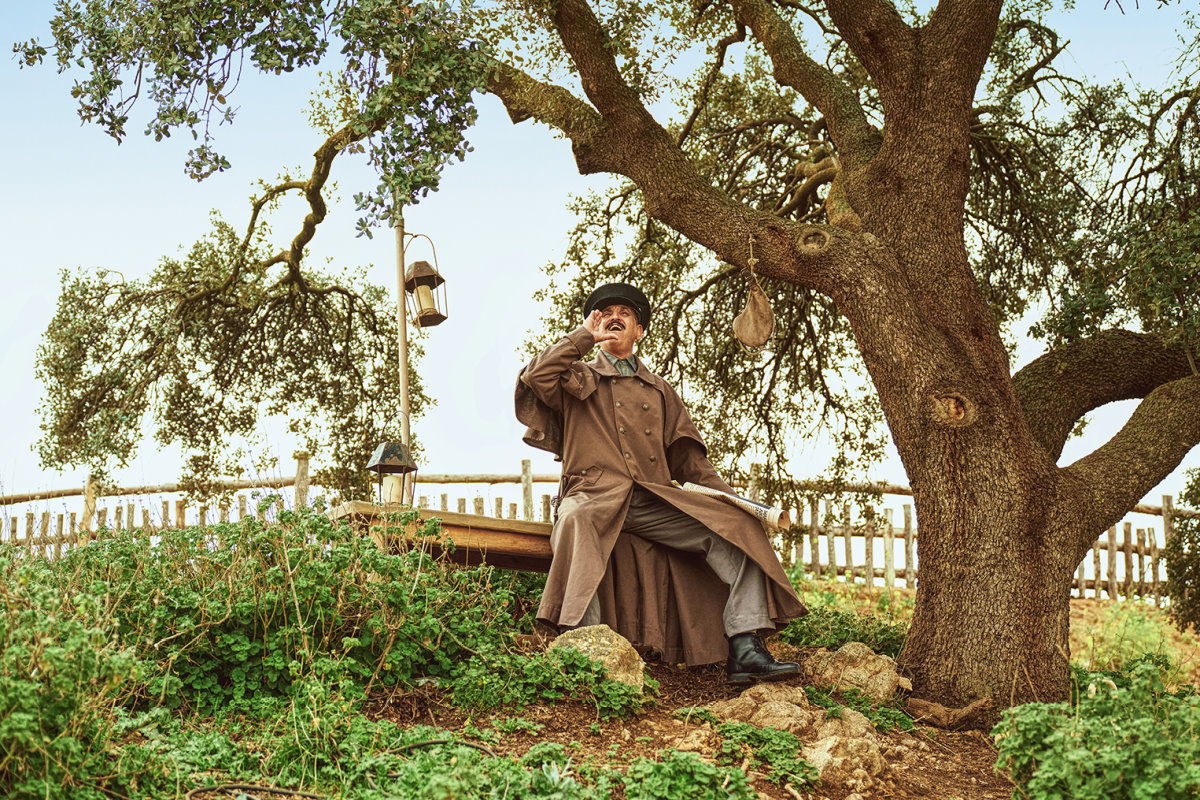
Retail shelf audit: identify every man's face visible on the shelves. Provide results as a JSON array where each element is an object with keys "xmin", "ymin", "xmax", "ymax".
[{"xmin": 598, "ymin": 303, "xmax": 644, "ymax": 354}]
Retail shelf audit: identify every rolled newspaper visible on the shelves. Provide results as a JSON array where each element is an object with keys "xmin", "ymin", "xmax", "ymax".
[{"xmin": 680, "ymin": 482, "xmax": 792, "ymax": 530}]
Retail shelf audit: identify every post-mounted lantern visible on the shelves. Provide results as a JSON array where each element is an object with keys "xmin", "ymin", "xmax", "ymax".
[
  {"xmin": 403, "ymin": 260, "xmax": 448, "ymax": 328},
  {"xmin": 365, "ymin": 441, "xmax": 418, "ymax": 503}
]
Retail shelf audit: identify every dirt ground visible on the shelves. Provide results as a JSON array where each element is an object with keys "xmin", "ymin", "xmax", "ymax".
[
  {"xmin": 360, "ymin": 594, "xmax": 1199, "ymax": 800},
  {"xmin": 368, "ymin": 649, "xmax": 1012, "ymax": 800}
]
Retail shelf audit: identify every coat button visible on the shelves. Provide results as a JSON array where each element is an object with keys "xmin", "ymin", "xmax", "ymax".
[
  {"xmin": 644, "ymin": 429, "xmax": 651, "ymax": 435},
  {"xmin": 616, "ymin": 401, "xmax": 623, "ymax": 408},
  {"xmin": 624, "ymin": 452, "xmax": 631, "ymax": 459},
  {"xmin": 641, "ymin": 403, "xmax": 649, "ymax": 410},
  {"xmin": 581, "ymin": 469, "xmax": 588, "ymax": 475},
  {"xmin": 618, "ymin": 427, "xmax": 625, "ymax": 433},
  {"xmin": 649, "ymin": 455, "xmax": 657, "ymax": 462}
]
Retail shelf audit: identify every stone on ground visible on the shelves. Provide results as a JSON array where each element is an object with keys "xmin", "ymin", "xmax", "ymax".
[
  {"xmin": 550, "ymin": 624, "xmax": 644, "ymax": 690},
  {"xmin": 803, "ymin": 641, "xmax": 912, "ymax": 701}
]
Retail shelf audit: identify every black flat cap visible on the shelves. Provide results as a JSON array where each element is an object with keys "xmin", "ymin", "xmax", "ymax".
[{"xmin": 583, "ymin": 282, "xmax": 651, "ymax": 329}]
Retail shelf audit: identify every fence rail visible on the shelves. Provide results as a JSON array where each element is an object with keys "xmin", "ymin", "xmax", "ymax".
[{"xmin": 2, "ymin": 454, "xmax": 1193, "ymax": 607}]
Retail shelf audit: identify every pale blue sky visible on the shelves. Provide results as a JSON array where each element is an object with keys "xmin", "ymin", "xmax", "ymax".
[{"xmin": 0, "ymin": 1, "xmax": 1195, "ymax": 515}]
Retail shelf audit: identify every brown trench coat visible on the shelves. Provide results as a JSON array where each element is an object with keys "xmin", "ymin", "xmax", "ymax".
[{"xmin": 516, "ymin": 326, "xmax": 805, "ymax": 665}]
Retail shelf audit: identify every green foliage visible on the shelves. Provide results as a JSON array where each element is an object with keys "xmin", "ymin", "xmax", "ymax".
[
  {"xmin": 1078, "ymin": 602, "xmax": 1182, "ymax": 676},
  {"xmin": 715, "ymin": 721, "xmax": 818, "ymax": 788},
  {"xmin": 450, "ymin": 646, "xmax": 653, "ymax": 720},
  {"xmin": 671, "ymin": 706, "xmax": 721, "ymax": 726},
  {"xmin": 35, "ymin": 221, "xmax": 429, "ymax": 499},
  {"xmin": 623, "ymin": 750, "xmax": 756, "ymax": 800},
  {"xmin": 1165, "ymin": 467, "xmax": 1200, "ymax": 632},
  {"xmin": 995, "ymin": 661, "xmax": 1200, "ymax": 800},
  {"xmin": 803, "ymin": 686, "xmax": 914, "ymax": 732},
  {"xmin": 778, "ymin": 604, "xmax": 908, "ymax": 658}
]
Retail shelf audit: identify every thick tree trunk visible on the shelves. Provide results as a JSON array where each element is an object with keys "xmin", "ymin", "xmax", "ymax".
[{"xmin": 899, "ymin": 483, "xmax": 1078, "ymax": 714}]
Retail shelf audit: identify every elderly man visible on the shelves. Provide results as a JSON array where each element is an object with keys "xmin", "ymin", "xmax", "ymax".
[{"xmin": 515, "ymin": 282, "xmax": 805, "ymax": 684}]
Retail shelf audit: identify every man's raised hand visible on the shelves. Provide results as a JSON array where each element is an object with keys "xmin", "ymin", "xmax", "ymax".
[{"xmin": 585, "ymin": 310, "xmax": 620, "ymax": 343}]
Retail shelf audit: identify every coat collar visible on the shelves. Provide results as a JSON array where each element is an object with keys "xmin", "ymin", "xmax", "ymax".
[{"xmin": 588, "ymin": 351, "xmax": 664, "ymax": 390}]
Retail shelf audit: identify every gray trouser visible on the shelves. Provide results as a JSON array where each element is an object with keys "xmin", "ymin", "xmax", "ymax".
[{"xmin": 578, "ymin": 486, "xmax": 773, "ymax": 636}]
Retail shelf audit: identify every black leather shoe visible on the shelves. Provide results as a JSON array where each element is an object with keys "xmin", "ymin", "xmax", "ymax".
[{"xmin": 726, "ymin": 633, "xmax": 800, "ymax": 686}]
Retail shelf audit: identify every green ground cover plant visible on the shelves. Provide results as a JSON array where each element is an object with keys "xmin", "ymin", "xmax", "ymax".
[
  {"xmin": 995, "ymin": 660, "xmax": 1200, "ymax": 800},
  {"xmin": 0, "ymin": 508, "xmax": 648, "ymax": 798},
  {"xmin": 778, "ymin": 603, "xmax": 908, "ymax": 657}
]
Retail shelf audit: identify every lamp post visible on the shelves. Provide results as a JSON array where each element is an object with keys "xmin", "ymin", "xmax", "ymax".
[{"xmin": 380, "ymin": 210, "xmax": 448, "ymax": 506}]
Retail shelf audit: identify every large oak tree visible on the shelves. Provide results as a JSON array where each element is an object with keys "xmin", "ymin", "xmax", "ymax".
[{"xmin": 21, "ymin": 0, "xmax": 1199, "ymax": 711}]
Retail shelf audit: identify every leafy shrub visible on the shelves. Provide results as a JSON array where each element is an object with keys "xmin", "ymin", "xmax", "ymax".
[
  {"xmin": 450, "ymin": 646, "xmax": 653, "ymax": 719},
  {"xmin": 716, "ymin": 721, "xmax": 818, "ymax": 788},
  {"xmin": 0, "ymin": 554, "xmax": 147, "ymax": 799},
  {"xmin": 45, "ymin": 507, "xmax": 529, "ymax": 712},
  {"xmin": 623, "ymin": 750, "xmax": 755, "ymax": 800},
  {"xmin": 803, "ymin": 685, "xmax": 914, "ymax": 731},
  {"xmin": 995, "ymin": 661, "xmax": 1200, "ymax": 800},
  {"xmin": 778, "ymin": 604, "xmax": 907, "ymax": 657},
  {"xmin": 1165, "ymin": 466, "xmax": 1200, "ymax": 632}
]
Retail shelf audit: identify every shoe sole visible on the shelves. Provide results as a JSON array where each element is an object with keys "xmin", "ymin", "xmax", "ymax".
[{"xmin": 725, "ymin": 667, "xmax": 799, "ymax": 686}]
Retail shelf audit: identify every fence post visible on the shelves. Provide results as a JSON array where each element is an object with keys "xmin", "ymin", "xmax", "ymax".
[
  {"xmin": 1075, "ymin": 557, "xmax": 1086, "ymax": 599},
  {"xmin": 1122, "ymin": 522, "xmax": 1133, "ymax": 598},
  {"xmin": 542, "ymin": 494, "xmax": 552, "ymax": 522},
  {"xmin": 521, "ymin": 459, "xmax": 534, "ymax": 521},
  {"xmin": 808, "ymin": 499, "xmax": 820, "ymax": 577},
  {"xmin": 903, "ymin": 505, "xmax": 915, "ymax": 589},
  {"xmin": 1136, "ymin": 528, "xmax": 1146, "ymax": 597},
  {"xmin": 54, "ymin": 514, "xmax": 64, "ymax": 560},
  {"xmin": 459, "ymin": 498, "xmax": 468, "ymax": 514},
  {"xmin": 114, "ymin": 505, "xmax": 124, "ymax": 531},
  {"xmin": 25, "ymin": 513, "xmax": 33, "ymax": 550},
  {"xmin": 175, "ymin": 500, "xmax": 186, "ymax": 529},
  {"xmin": 1163, "ymin": 495, "xmax": 1175, "ymax": 549},
  {"xmin": 843, "ymin": 502, "xmax": 853, "ymax": 583},
  {"xmin": 883, "ymin": 508, "xmax": 895, "ymax": 590},
  {"xmin": 441, "ymin": 493, "xmax": 449, "ymax": 512},
  {"xmin": 474, "ymin": 497, "xmax": 485, "ymax": 516},
  {"xmin": 1106, "ymin": 526, "xmax": 1118, "ymax": 599},
  {"xmin": 294, "ymin": 451, "xmax": 310, "ymax": 509},
  {"xmin": 864, "ymin": 512, "xmax": 875, "ymax": 588},
  {"xmin": 40, "ymin": 512, "xmax": 50, "ymax": 559},
  {"xmin": 82, "ymin": 474, "xmax": 96, "ymax": 535},
  {"xmin": 96, "ymin": 508, "xmax": 107, "ymax": 533},
  {"xmin": 494, "ymin": 497, "xmax": 503, "ymax": 518},
  {"xmin": 1149, "ymin": 528, "xmax": 1160, "ymax": 606},
  {"xmin": 1091, "ymin": 540, "xmax": 1101, "ymax": 599},
  {"xmin": 823, "ymin": 499, "xmax": 836, "ymax": 580},
  {"xmin": 509, "ymin": 502, "xmax": 518, "ymax": 520},
  {"xmin": 127, "ymin": 503, "xmax": 135, "ymax": 529}
]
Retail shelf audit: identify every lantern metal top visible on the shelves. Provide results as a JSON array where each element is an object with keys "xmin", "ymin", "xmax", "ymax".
[
  {"xmin": 403, "ymin": 260, "xmax": 445, "ymax": 292},
  {"xmin": 365, "ymin": 442, "xmax": 418, "ymax": 475}
]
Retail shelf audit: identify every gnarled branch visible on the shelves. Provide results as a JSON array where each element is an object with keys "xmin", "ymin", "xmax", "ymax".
[{"xmin": 1013, "ymin": 330, "xmax": 1195, "ymax": 460}]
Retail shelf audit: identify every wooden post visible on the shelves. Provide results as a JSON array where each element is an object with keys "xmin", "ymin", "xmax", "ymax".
[
  {"xmin": 809, "ymin": 498, "xmax": 820, "ymax": 577},
  {"xmin": 293, "ymin": 451, "xmax": 310, "ymax": 509},
  {"xmin": 69, "ymin": 513, "xmax": 77, "ymax": 543},
  {"xmin": 441, "ymin": 493, "xmax": 449, "ymax": 511},
  {"xmin": 474, "ymin": 497, "xmax": 485, "ymax": 516},
  {"xmin": 142, "ymin": 509, "xmax": 152, "ymax": 533},
  {"xmin": 521, "ymin": 459, "xmax": 534, "ymax": 521},
  {"xmin": 494, "ymin": 497, "xmax": 504, "ymax": 518},
  {"xmin": 5, "ymin": 517, "xmax": 13, "ymax": 544},
  {"xmin": 199, "ymin": 505, "xmax": 209, "ymax": 527},
  {"xmin": 864, "ymin": 513, "xmax": 875, "ymax": 588},
  {"xmin": 903, "ymin": 505, "xmax": 915, "ymax": 589},
  {"xmin": 542, "ymin": 494, "xmax": 552, "ymax": 522},
  {"xmin": 162, "ymin": 501, "xmax": 171, "ymax": 529},
  {"xmin": 54, "ymin": 514, "xmax": 64, "ymax": 559},
  {"xmin": 883, "ymin": 508, "xmax": 895, "ymax": 590},
  {"xmin": 96, "ymin": 508, "xmax": 107, "ymax": 531},
  {"xmin": 114, "ymin": 505, "xmax": 124, "ymax": 531},
  {"xmin": 1092, "ymin": 541, "xmax": 1101, "ymax": 599},
  {"xmin": 175, "ymin": 500, "xmax": 186, "ymax": 529},
  {"xmin": 82, "ymin": 474, "xmax": 96, "ymax": 535},
  {"xmin": 1163, "ymin": 495, "xmax": 1175, "ymax": 549},
  {"xmin": 219, "ymin": 502, "xmax": 229, "ymax": 523},
  {"xmin": 127, "ymin": 502, "xmax": 135, "ymax": 529},
  {"xmin": 509, "ymin": 502, "xmax": 518, "ymax": 520},
  {"xmin": 1149, "ymin": 528, "xmax": 1160, "ymax": 607},
  {"xmin": 824, "ymin": 499, "xmax": 836, "ymax": 580},
  {"xmin": 1122, "ymin": 522, "xmax": 1133, "ymax": 598},
  {"xmin": 1136, "ymin": 528, "xmax": 1146, "ymax": 597},
  {"xmin": 238, "ymin": 494, "xmax": 247, "ymax": 520},
  {"xmin": 40, "ymin": 512, "xmax": 50, "ymax": 559},
  {"xmin": 418, "ymin": 496, "xmax": 429, "ymax": 509},
  {"xmin": 1106, "ymin": 526, "xmax": 1118, "ymax": 599},
  {"xmin": 843, "ymin": 501, "xmax": 853, "ymax": 583},
  {"xmin": 459, "ymin": 498, "xmax": 468, "ymax": 514},
  {"xmin": 1075, "ymin": 558, "xmax": 1086, "ymax": 599},
  {"xmin": 25, "ymin": 513, "xmax": 34, "ymax": 550}
]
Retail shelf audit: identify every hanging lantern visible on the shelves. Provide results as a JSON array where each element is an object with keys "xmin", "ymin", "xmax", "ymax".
[
  {"xmin": 403, "ymin": 260, "xmax": 448, "ymax": 327},
  {"xmin": 365, "ymin": 441, "xmax": 417, "ymax": 503}
]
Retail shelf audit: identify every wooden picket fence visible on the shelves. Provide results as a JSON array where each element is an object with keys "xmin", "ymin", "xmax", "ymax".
[{"xmin": 1, "ymin": 453, "xmax": 1194, "ymax": 607}]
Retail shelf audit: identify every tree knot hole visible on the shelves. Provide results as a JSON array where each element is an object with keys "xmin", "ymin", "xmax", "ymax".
[
  {"xmin": 800, "ymin": 228, "xmax": 830, "ymax": 252},
  {"xmin": 932, "ymin": 392, "xmax": 976, "ymax": 427}
]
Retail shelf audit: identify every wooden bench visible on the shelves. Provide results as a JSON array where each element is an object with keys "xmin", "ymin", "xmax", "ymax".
[{"xmin": 328, "ymin": 501, "xmax": 553, "ymax": 572}]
